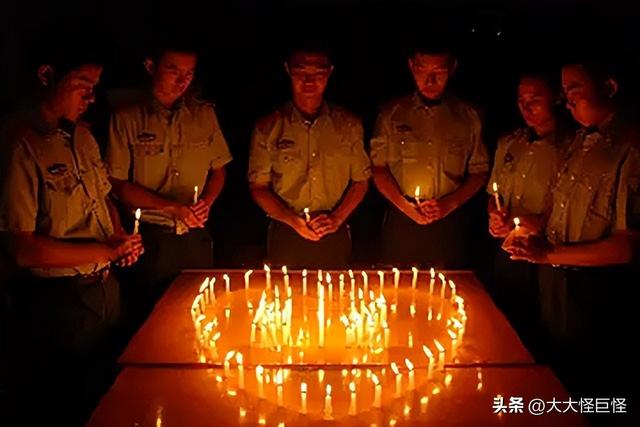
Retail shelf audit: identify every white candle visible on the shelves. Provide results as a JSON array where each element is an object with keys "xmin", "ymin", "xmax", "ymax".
[
  {"xmin": 318, "ymin": 284, "xmax": 325, "ymax": 347},
  {"xmin": 193, "ymin": 185, "xmax": 199, "ymax": 205},
  {"xmin": 411, "ymin": 266, "xmax": 418, "ymax": 290},
  {"xmin": 348, "ymin": 381, "xmax": 357, "ymax": 416},
  {"xmin": 449, "ymin": 280, "xmax": 456, "ymax": 300},
  {"xmin": 414, "ymin": 185, "xmax": 421, "ymax": 205},
  {"xmin": 392, "ymin": 267, "xmax": 400, "ymax": 292},
  {"xmin": 264, "ymin": 264, "xmax": 271, "ymax": 290},
  {"xmin": 326, "ymin": 273, "xmax": 333, "ymax": 301},
  {"xmin": 276, "ymin": 369, "xmax": 284, "ymax": 406},
  {"xmin": 383, "ymin": 323, "xmax": 390, "ymax": 348},
  {"xmin": 391, "ymin": 362, "xmax": 402, "ymax": 398},
  {"xmin": 199, "ymin": 278, "xmax": 210, "ymax": 304},
  {"xmin": 303, "ymin": 207, "xmax": 311, "ymax": 223},
  {"xmin": 209, "ymin": 277, "xmax": 215, "ymax": 301},
  {"xmin": 372, "ymin": 373, "xmax": 382, "ymax": 408},
  {"xmin": 224, "ymin": 274, "xmax": 230, "ymax": 298},
  {"xmin": 339, "ymin": 274, "xmax": 345, "ymax": 297},
  {"xmin": 434, "ymin": 339, "xmax": 446, "ymax": 368},
  {"xmin": 405, "ymin": 358, "xmax": 415, "ymax": 390},
  {"xmin": 256, "ymin": 365, "xmax": 264, "ymax": 398},
  {"xmin": 362, "ymin": 271, "xmax": 368, "ymax": 296},
  {"xmin": 429, "ymin": 267, "xmax": 435, "ymax": 294},
  {"xmin": 349, "ymin": 269, "xmax": 355, "ymax": 295},
  {"xmin": 236, "ymin": 353, "xmax": 244, "ymax": 389},
  {"xmin": 492, "ymin": 182, "xmax": 502, "ymax": 211},
  {"xmin": 133, "ymin": 208, "xmax": 141, "ymax": 234},
  {"xmin": 302, "ymin": 269, "xmax": 307, "ymax": 296},
  {"xmin": 323, "ymin": 384, "xmax": 333, "ymax": 420},
  {"xmin": 439, "ymin": 273, "xmax": 446, "ymax": 298},
  {"xmin": 300, "ymin": 382, "xmax": 308, "ymax": 414},
  {"xmin": 377, "ymin": 270, "xmax": 384, "ymax": 296},
  {"xmin": 244, "ymin": 270, "xmax": 253, "ymax": 292},
  {"xmin": 282, "ymin": 265, "xmax": 289, "ymax": 292}
]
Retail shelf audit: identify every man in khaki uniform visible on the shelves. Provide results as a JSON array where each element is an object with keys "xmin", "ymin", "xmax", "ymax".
[
  {"xmin": 486, "ymin": 72, "xmax": 571, "ymax": 354},
  {"xmin": 107, "ymin": 46, "xmax": 232, "ymax": 312},
  {"xmin": 507, "ymin": 60, "xmax": 639, "ymax": 396},
  {"xmin": 248, "ymin": 47, "xmax": 370, "ymax": 268},
  {"xmin": 0, "ymin": 51, "xmax": 142, "ymax": 425},
  {"xmin": 371, "ymin": 46, "xmax": 489, "ymax": 268}
]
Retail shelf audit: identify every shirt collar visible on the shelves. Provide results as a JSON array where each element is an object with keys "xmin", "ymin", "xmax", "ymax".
[
  {"xmin": 287, "ymin": 101, "xmax": 331, "ymax": 126},
  {"xmin": 411, "ymin": 92, "xmax": 445, "ymax": 110}
]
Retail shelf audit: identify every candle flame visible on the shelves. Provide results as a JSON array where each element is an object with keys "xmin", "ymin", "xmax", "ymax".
[
  {"xmin": 415, "ymin": 185, "xmax": 421, "ymax": 198},
  {"xmin": 405, "ymin": 358, "xmax": 414, "ymax": 371},
  {"xmin": 301, "ymin": 382, "xmax": 307, "ymax": 393},
  {"xmin": 448, "ymin": 329, "xmax": 457, "ymax": 340},
  {"xmin": 256, "ymin": 365, "xmax": 264, "ymax": 376},
  {"xmin": 430, "ymin": 267, "xmax": 435, "ymax": 279},
  {"xmin": 438, "ymin": 272, "xmax": 445, "ymax": 281},
  {"xmin": 199, "ymin": 278, "xmax": 209, "ymax": 293},
  {"xmin": 282, "ymin": 265, "xmax": 288, "ymax": 275},
  {"xmin": 348, "ymin": 269, "xmax": 354, "ymax": 279},
  {"xmin": 349, "ymin": 381, "xmax": 356, "ymax": 393},
  {"xmin": 224, "ymin": 350, "xmax": 236, "ymax": 361},
  {"xmin": 423, "ymin": 344, "xmax": 434, "ymax": 359},
  {"xmin": 326, "ymin": 384, "xmax": 332, "ymax": 395},
  {"xmin": 372, "ymin": 373, "xmax": 380, "ymax": 385},
  {"xmin": 513, "ymin": 217, "xmax": 521, "ymax": 227},
  {"xmin": 302, "ymin": 269, "xmax": 307, "ymax": 277},
  {"xmin": 492, "ymin": 182, "xmax": 498, "ymax": 193},
  {"xmin": 434, "ymin": 339, "xmax": 445, "ymax": 353},
  {"xmin": 235, "ymin": 352, "xmax": 243, "ymax": 364},
  {"xmin": 264, "ymin": 264, "xmax": 270, "ymax": 273},
  {"xmin": 135, "ymin": 208, "xmax": 141, "ymax": 220},
  {"xmin": 390, "ymin": 362, "xmax": 400, "ymax": 376},
  {"xmin": 325, "ymin": 272, "xmax": 332, "ymax": 283}
]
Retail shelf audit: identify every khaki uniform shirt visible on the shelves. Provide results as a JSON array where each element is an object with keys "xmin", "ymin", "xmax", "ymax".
[
  {"xmin": 248, "ymin": 102, "xmax": 371, "ymax": 213},
  {"xmin": 107, "ymin": 96, "xmax": 232, "ymax": 232},
  {"xmin": 0, "ymin": 116, "xmax": 114, "ymax": 277},
  {"xmin": 546, "ymin": 116, "xmax": 640, "ymax": 244},
  {"xmin": 487, "ymin": 128, "xmax": 570, "ymax": 216},
  {"xmin": 370, "ymin": 94, "xmax": 489, "ymax": 199}
]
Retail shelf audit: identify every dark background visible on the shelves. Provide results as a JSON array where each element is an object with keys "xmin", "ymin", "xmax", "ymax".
[{"xmin": 2, "ymin": 0, "xmax": 639, "ymax": 275}]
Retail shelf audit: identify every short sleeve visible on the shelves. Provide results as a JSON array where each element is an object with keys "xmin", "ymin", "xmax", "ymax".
[
  {"xmin": 247, "ymin": 121, "xmax": 274, "ymax": 186},
  {"xmin": 208, "ymin": 107, "xmax": 233, "ymax": 170},
  {"xmin": 106, "ymin": 112, "xmax": 132, "ymax": 180},
  {"xmin": 0, "ymin": 141, "xmax": 39, "ymax": 233},
  {"xmin": 369, "ymin": 110, "xmax": 391, "ymax": 168},
  {"xmin": 614, "ymin": 147, "xmax": 640, "ymax": 231},
  {"xmin": 467, "ymin": 109, "xmax": 490, "ymax": 174}
]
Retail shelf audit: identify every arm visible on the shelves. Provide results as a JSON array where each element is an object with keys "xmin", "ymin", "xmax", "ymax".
[
  {"xmin": 10, "ymin": 232, "xmax": 113, "ymax": 268},
  {"xmin": 332, "ymin": 180, "xmax": 368, "ymax": 224},
  {"xmin": 249, "ymin": 183, "xmax": 299, "ymax": 228},
  {"xmin": 200, "ymin": 167, "xmax": 225, "ymax": 206},
  {"xmin": 545, "ymin": 231, "xmax": 635, "ymax": 266}
]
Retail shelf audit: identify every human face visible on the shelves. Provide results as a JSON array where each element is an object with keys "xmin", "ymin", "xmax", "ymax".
[
  {"xmin": 286, "ymin": 52, "xmax": 333, "ymax": 99},
  {"xmin": 51, "ymin": 64, "xmax": 102, "ymax": 122},
  {"xmin": 409, "ymin": 53, "xmax": 455, "ymax": 100},
  {"xmin": 517, "ymin": 76, "xmax": 556, "ymax": 129},
  {"xmin": 561, "ymin": 64, "xmax": 609, "ymax": 127},
  {"xmin": 149, "ymin": 51, "xmax": 197, "ymax": 103}
]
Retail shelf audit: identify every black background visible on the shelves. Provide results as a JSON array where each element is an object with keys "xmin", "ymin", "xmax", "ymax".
[{"xmin": 2, "ymin": 0, "xmax": 639, "ymax": 273}]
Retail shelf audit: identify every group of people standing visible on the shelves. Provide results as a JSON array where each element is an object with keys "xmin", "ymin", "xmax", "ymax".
[{"xmin": 0, "ymin": 40, "xmax": 637, "ymax": 425}]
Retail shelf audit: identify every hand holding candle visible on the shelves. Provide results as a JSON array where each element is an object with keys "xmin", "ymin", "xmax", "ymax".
[
  {"xmin": 303, "ymin": 207, "xmax": 311, "ymax": 223},
  {"xmin": 492, "ymin": 182, "xmax": 502, "ymax": 211},
  {"xmin": 133, "ymin": 208, "xmax": 141, "ymax": 234},
  {"xmin": 414, "ymin": 185, "xmax": 421, "ymax": 205}
]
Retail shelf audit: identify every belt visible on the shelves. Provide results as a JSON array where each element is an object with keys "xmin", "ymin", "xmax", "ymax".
[{"xmin": 75, "ymin": 266, "xmax": 110, "ymax": 285}]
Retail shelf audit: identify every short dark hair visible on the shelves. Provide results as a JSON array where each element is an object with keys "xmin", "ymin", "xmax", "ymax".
[
  {"xmin": 518, "ymin": 68, "xmax": 561, "ymax": 96},
  {"xmin": 32, "ymin": 44, "xmax": 104, "ymax": 83},
  {"xmin": 285, "ymin": 40, "xmax": 333, "ymax": 67},
  {"xmin": 147, "ymin": 41, "xmax": 200, "ymax": 65},
  {"xmin": 562, "ymin": 55, "xmax": 620, "ymax": 86}
]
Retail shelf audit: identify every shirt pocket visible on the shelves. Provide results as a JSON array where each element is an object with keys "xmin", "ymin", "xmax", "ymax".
[
  {"xmin": 132, "ymin": 140, "xmax": 165, "ymax": 157},
  {"xmin": 43, "ymin": 172, "xmax": 86, "ymax": 235},
  {"xmin": 443, "ymin": 138, "xmax": 469, "ymax": 182},
  {"xmin": 577, "ymin": 172, "xmax": 614, "ymax": 241},
  {"xmin": 273, "ymin": 147, "xmax": 303, "ymax": 175}
]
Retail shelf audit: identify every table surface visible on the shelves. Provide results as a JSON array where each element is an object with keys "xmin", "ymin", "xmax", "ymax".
[
  {"xmin": 89, "ymin": 269, "xmax": 589, "ymax": 426},
  {"xmin": 119, "ymin": 270, "xmax": 534, "ymax": 367}
]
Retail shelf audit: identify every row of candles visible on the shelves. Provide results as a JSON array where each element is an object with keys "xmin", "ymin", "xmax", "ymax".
[
  {"xmin": 190, "ymin": 267, "xmax": 467, "ymax": 356},
  {"xmin": 217, "ymin": 353, "xmax": 456, "ymax": 419}
]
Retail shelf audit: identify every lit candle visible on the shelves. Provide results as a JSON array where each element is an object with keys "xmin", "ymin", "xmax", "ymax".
[
  {"xmin": 133, "ymin": 208, "xmax": 141, "ymax": 234},
  {"xmin": 326, "ymin": 273, "xmax": 333, "ymax": 301},
  {"xmin": 264, "ymin": 264, "xmax": 271, "ymax": 290},
  {"xmin": 429, "ymin": 268, "xmax": 435, "ymax": 294},
  {"xmin": 349, "ymin": 269, "xmax": 355, "ymax": 295},
  {"xmin": 449, "ymin": 280, "xmax": 456, "ymax": 300},
  {"xmin": 405, "ymin": 358, "xmax": 415, "ymax": 390},
  {"xmin": 348, "ymin": 381, "xmax": 357, "ymax": 416},
  {"xmin": 193, "ymin": 185, "xmax": 199, "ymax": 205},
  {"xmin": 318, "ymin": 284, "xmax": 325, "ymax": 347},
  {"xmin": 224, "ymin": 274, "xmax": 230, "ymax": 298},
  {"xmin": 276, "ymin": 369, "xmax": 284, "ymax": 406},
  {"xmin": 209, "ymin": 277, "xmax": 215, "ymax": 301},
  {"xmin": 439, "ymin": 273, "xmax": 446, "ymax": 298},
  {"xmin": 236, "ymin": 352, "xmax": 244, "ymax": 389},
  {"xmin": 372, "ymin": 373, "xmax": 382, "ymax": 408},
  {"xmin": 339, "ymin": 273, "xmax": 345, "ymax": 296},
  {"xmin": 199, "ymin": 278, "xmax": 210, "ymax": 304},
  {"xmin": 448, "ymin": 329, "xmax": 458, "ymax": 354},
  {"xmin": 411, "ymin": 266, "xmax": 418, "ymax": 291},
  {"xmin": 392, "ymin": 267, "xmax": 400, "ymax": 292},
  {"xmin": 377, "ymin": 270, "xmax": 384, "ymax": 296},
  {"xmin": 414, "ymin": 185, "xmax": 421, "ymax": 205},
  {"xmin": 300, "ymin": 382, "xmax": 308, "ymax": 414},
  {"xmin": 224, "ymin": 350, "xmax": 235, "ymax": 377},
  {"xmin": 302, "ymin": 269, "xmax": 308, "ymax": 296},
  {"xmin": 303, "ymin": 207, "xmax": 311, "ymax": 223},
  {"xmin": 434, "ymin": 339, "xmax": 446, "ymax": 368},
  {"xmin": 362, "ymin": 271, "xmax": 368, "ymax": 296},
  {"xmin": 383, "ymin": 322, "xmax": 390, "ymax": 347},
  {"xmin": 492, "ymin": 182, "xmax": 502, "ymax": 211},
  {"xmin": 244, "ymin": 270, "xmax": 253, "ymax": 292},
  {"xmin": 256, "ymin": 365, "xmax": 264, "ymax": 398},
  {"xmin": 423, "ymin": 344, "xmax": 435, "ymax": 378},
  {"xmin": 323, "ymin": 384, "xmax": 333, "ymax": 420},
  {"xmin": 513, "ymin": 217, "xmax": 521, "ymax": 234},
  {"xmin": 391, "ymin": 362, "xmax": 402, "ymax": 398}
]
